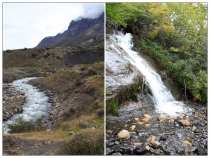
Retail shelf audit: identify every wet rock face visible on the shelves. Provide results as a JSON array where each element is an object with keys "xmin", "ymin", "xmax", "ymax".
[
  {"xmin": 106, "ymin": 98, "xmax": 208, "ymax": 155},
  {"xmin": 106, "ymin": 34, "xmax": 144, "ymax": 115},
  {"xmin": 106, "ymin": 34, "xmax": 143, "ymax": 97}
]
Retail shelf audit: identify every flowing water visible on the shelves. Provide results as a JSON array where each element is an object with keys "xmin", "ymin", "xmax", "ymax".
[
  {"xmin": 110, "ymin": 32, "xmax": 191, "ymax": 116},
  {"xmin": 3, "ymin": 77, "xmax": 52, "ymax": 133}
]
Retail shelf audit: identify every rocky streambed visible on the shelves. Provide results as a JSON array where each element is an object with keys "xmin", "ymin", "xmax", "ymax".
[
  {"xmin": 106, "ymin": 95, "xmax": 207, "ymax": 155},
  {"xmin": 3, "ymin": 83, "xmax": 25, "ymax": 121}
]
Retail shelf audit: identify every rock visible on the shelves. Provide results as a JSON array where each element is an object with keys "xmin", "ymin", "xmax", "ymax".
[
  {"xmin": 130, "ymin": 125, "xmax": 136, "ymax": 131},
  {"xmin": 114, "ymin": 141, "xmax": 120, "ymax": 145},
  {"xmin": 145, "ymin": 124, "xmax": 150, "ymax": 127},
  {"xmin": 117, "ymin": 130, "xmax": 130, "ymax": 140},
  {"xmin": 79, "ymin": 122, "xmax": 89, "ymax": 128},
  {"xmin": 159, "ymin": 134, "xmax": 167, "ymax": 141},
  {"xmin": 179, "ymin": 120, "xmax": 191, "ymax": 126},
  {"xmin": 112, "ymin": 152, "xmax": 122, "ymax": 155},
  {"xmin": 142, "ymin": 118, "xmax": 150, "ymax": 122},
  {"xmin": 166, "ymin": 118, "xmax": 174, "ymax": 125},
  {"xmin": 177, "ymin": 148, "xmax": 185, "ymax": 155},
  {"xmin": 121, "ymin": 146, "xmax": 132, "ymax": 154},
  {"xmin": 106, "ymin": 148, "xmax": 113, "ymax": 155},
  {"xmin": 196, "ymin": 144, "xmax": 207, "ymax": 155},
  {"xmin": 158, "ymin": 115, "xmax": 167, "ymax": 121},
  {"xmin": 192, "ymin": 126, "xmax": 197, "ymax": 132},
  {"xmin": 137, "ymin": 121, "xmax": 145, "ymax": 125},
  {"xmin": 133, "ymin": 142, "xmax": 143, "ymax": 147},
  {"xmin": 154, "ymin": 149, "xmax": 160, "ymax": 155},
  {"xmin": 147, "ymin": 136, "xmax": 156, "ymax": 144},
  {"xmin": 107, "ymin": 141, "xmax": 115, "ymax": 147},
  {"xmin": 185, "ymin": 137, "xmax": 191, "ymax": 141},
  {"xmin": 133, "ymin": 146, "xmax": 146, "ymax": 155},
  {"xmin": 191, "ymin": 147, "xmax": 198, "ymax": 152},
  {"xmin": 194, "ymin": 129, "xmax": 200, "ymax": 133},
  {"xmin": 106, "ymin": 130, "xmax": 112, "ymax": 134},
  {"xmin": 183, "ymin": 140, "xmax": 192, "ymax": 147},
  {"xmin": 144, "ymin": 114, "xmax": 152, "ymax": 119},
  {"xmin": 145, "ymin": 145, "xmax": 150, "ymax": 151},
  {"xmin": 161, "ymin": 145, "xmax": 171, "ymax": 155},
  {"xmin": 153, "ymin": 141, "xmax": 161, "ymax": 148},
  {"xmin": 178, "ymin": 115, "xmax": 184, "ymax": 119},
  {"xmin": 124, "ymin": 124, "xmax": 128, "ymax": 128},
  {"xmin": 134, "ymin": 117, "xmax": 139, "ymax": 121}
]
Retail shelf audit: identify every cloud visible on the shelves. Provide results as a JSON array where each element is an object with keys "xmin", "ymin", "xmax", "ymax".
[
  {"xmin": 3, "ymin": 3, "xmax": 104, "ymax": 50},
  {"xmin": 79, "ymin": 3, "xmax": 104, "ymax": 19}
]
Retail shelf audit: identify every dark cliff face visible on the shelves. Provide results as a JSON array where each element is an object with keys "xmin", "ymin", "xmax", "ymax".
[{"xmin": 36, "ymin": 12, "xmax": 104, "ymax": 48}]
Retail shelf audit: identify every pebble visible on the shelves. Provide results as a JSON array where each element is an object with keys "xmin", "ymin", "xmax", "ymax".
[{"xmin": 106, "ymin": 101, "xmax": 207, "ymax": 156}]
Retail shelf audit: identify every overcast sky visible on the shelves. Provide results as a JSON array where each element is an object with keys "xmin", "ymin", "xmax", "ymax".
[{"xmin": 3, "ymin": 3, "xmax": 104, "ymax": 50}]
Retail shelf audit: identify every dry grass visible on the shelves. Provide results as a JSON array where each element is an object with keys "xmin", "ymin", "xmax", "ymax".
[
  {"xmin": 11, "ymin": 129, "xmax": 69, "ymax": 142},
  {"xmin": 10, "ymin": 112, "xmax": 103, "ymax": 142},
  {"xmin": 58, "ymin": 128, "xmax": 104, "ymax": 155}
]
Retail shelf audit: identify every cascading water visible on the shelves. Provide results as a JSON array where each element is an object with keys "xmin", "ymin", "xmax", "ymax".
[
  {"xmin": 3, "ymin": 77, "xmax": 52, "ymax": 133},
  {"xmin": 110, "ymin": 31, "xmax": 190, "ymax": 116}
]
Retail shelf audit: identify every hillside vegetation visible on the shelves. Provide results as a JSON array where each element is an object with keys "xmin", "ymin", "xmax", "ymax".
[{"xmin": 106, "ymin": 3, "xmax": 207, "ymax": 102}]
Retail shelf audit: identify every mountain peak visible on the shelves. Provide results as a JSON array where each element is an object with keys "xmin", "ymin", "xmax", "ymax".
[{"xmin": 36, "ymin": 12, "xmax": 104, "ymax": 48}]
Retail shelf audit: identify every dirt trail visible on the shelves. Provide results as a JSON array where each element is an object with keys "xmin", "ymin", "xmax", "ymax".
[{"xmin": 3, "ymin": 135, "xmax": 64, "ymax": 155}]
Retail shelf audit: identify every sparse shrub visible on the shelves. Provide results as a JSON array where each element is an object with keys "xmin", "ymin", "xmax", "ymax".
[
  {"xmin": 88, "ymin": 69, "xmax": 97, "ymax": 76},
  {"xmin": 8, "ymin": 116, "xmax": 46, "ymax": 133},
  {"xmin": 23, "ymin": 48, "xmax": 27, "ymax": 51},
  {"xmin": 75, "ymin": 79, "xmax": 82, "ymax": 86},
  {"xmin": 44, "ymin": 55, "xmax": 48, "ymax": 58},
  {"xmin": 97, "ymin": 109, "xmax": 104, "ymax": 117},
  {"xmin": 31, "ymin": 53, "xmax": 37, "ymax": 58},
  {"xmin": 80, "ymin": 66, "xmax": 85, "ymax": 71},
  {"xmin": 46, "ymin": 53, "xmax": 50, "ymax": 56},
  {"xmin": 56, "ymin": 56, "xmax": 62, "ymax": 60},
  {"xmin": 59, "ymin": 129, "xmax": 104, "ymax": 155}
]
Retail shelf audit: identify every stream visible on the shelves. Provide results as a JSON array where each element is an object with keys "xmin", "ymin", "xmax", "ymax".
[{"xmin": 3, "ymin": 77, "xmax": 52, "ymax": 133}]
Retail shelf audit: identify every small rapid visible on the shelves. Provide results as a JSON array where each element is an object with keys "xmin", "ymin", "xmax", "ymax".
[
  {"xmin": 109, "ymin": 32, "xmax": 190, "ymax": 116},
  {"xmin": 3, "ymin": 77, "xmax": 52, "ymax": 133}
]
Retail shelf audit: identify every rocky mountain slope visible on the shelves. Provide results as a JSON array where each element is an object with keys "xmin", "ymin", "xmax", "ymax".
[{"xmin": 36, "ymin": 13, "xmax": 104, "ymax": 48}]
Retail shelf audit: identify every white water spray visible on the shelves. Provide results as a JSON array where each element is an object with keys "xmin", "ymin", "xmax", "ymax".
[{"xmin": 109, "ymin": 32, "xmax": 190, "ymax": 116}]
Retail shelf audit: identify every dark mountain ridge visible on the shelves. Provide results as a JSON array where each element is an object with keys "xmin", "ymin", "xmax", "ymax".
[{"xmin": 36, "ymin": 12, "xmax": 104, "ymax": 48}]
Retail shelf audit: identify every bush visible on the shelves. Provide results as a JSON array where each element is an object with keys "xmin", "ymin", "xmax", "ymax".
[
  {"xmin": 56, "ymin": 56, "xmax": 62, "ymax": 60},
  {"xmin": 31, "ymin": 53, "xmax": 37, "ymax": 58},
  {"xmin": 8, "ymin": 116, "xmax": 46, "ymax": 133},
  {"xmin": 75, "ymin": 79, "xmax": 82, "ymax": 86},
  {"xmin": 59, "ymin": 129, "xmax": 104, "ymax": 155}
]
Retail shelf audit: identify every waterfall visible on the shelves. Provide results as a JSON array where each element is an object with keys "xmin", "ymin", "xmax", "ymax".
[{"xmin": 109, "ymin": 32, "xmax": 190, "ymax": 116}]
